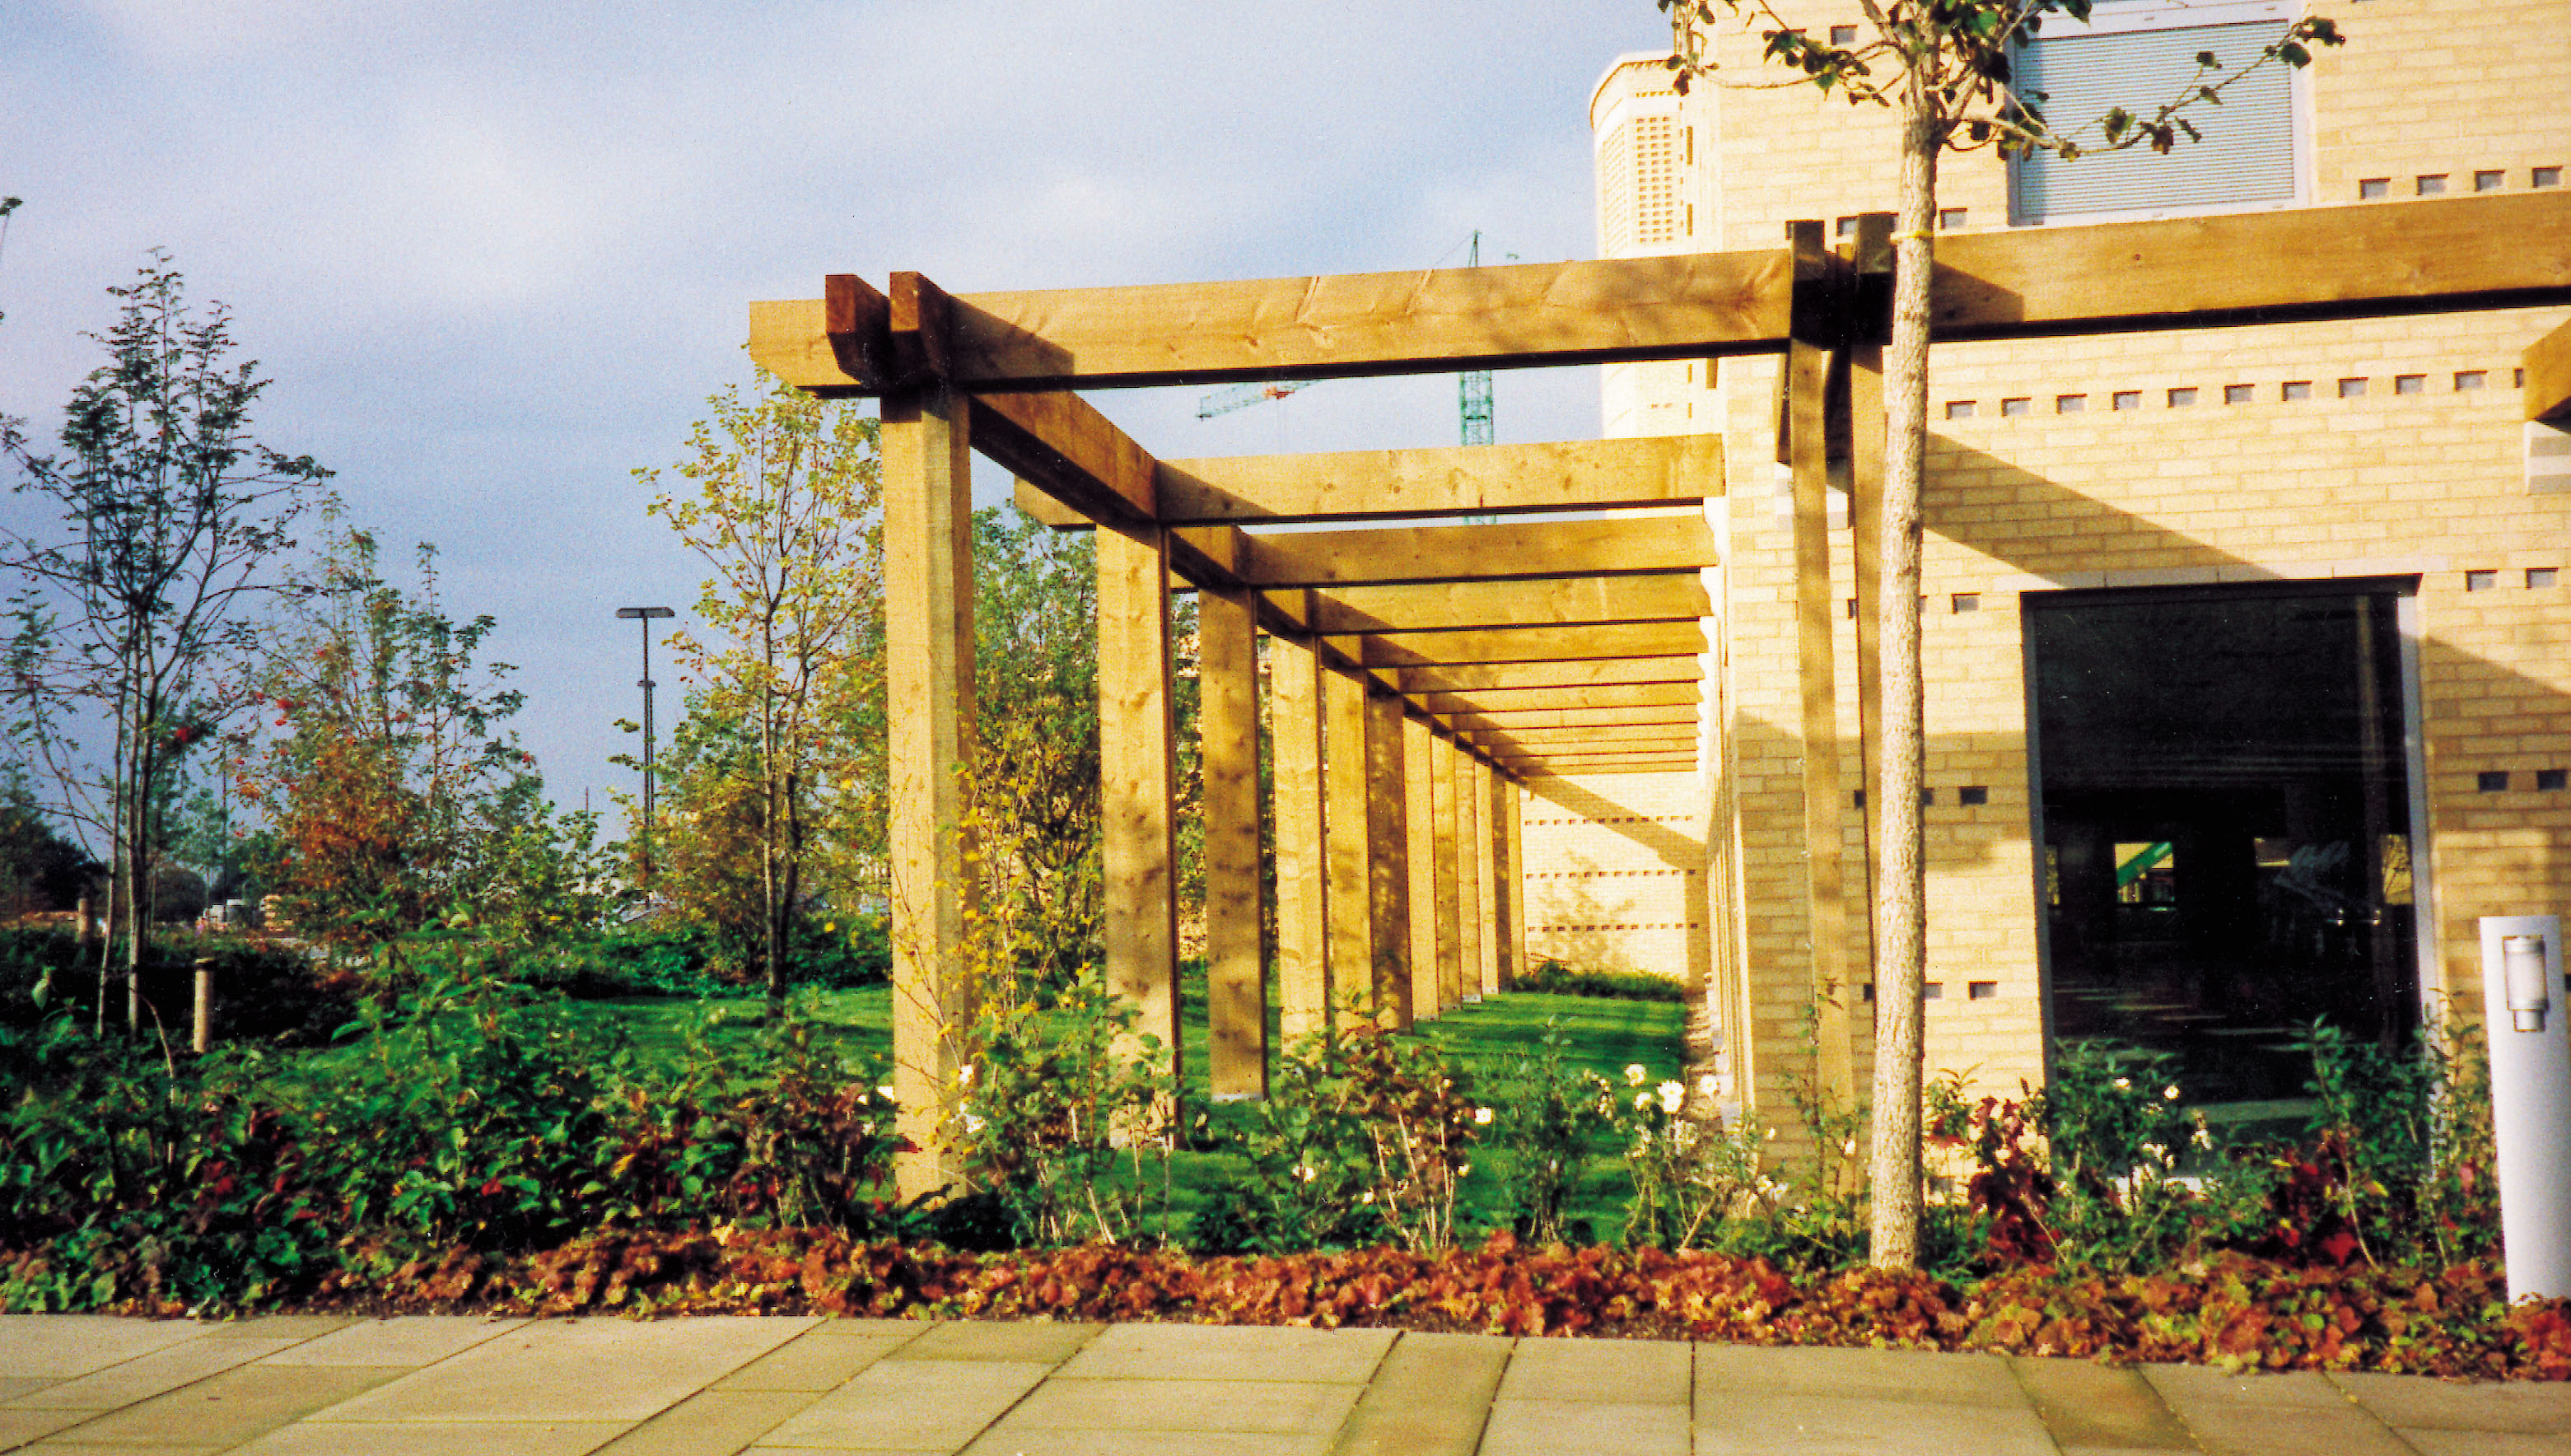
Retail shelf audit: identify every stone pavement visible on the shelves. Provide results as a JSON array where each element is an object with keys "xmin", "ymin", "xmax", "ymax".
[{"xmin": 3, "ymin": 1314, "xmax": 2569, "ymax": 1455}]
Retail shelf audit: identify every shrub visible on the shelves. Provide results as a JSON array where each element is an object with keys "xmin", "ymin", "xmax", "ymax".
[
  {"xmin": 1514, "ymin": 963, "xmax": 1687, "ymax": 1002},
  {"xmin": 1481, "ymin": 1019, "xmax": 1613, "ymax": 1244}
]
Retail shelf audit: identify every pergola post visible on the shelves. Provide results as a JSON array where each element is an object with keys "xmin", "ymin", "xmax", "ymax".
[
  {"xmin": 1269, "ymin": 634, "xmax": 1331, "ymax": 1044},
  {"xmin": 881, "ymin": 366, "xmax": 977, "ymax": 1204},
  {"xmin": 1201, "ymin": 585, "xmax": 1266, "ymax": 1095},
  {"xmin": 1364, "ymin": 687, "xmax": 1415, "ymax": 1029},
  {"xmin": 1500, "ymin": 776, "xmax": 1525, "ymax": 988},
  {"xmin": 1489, "ymin": 768, "xmax": 1519, "ymax": 992},
  {"xmin": 1430, "ymin": 735, "xmax": 1463, "ymax": 1011},
  {"xmin": 1098, "ymin": 523, "xmax": 1183, "ymax": 1085},
  {"xmin": 1786, "ymin": 219, "xmax": 1858, "ymax": 1113},
  {"xmin": 1403, "ymin": 713, "xmax": 1442, "ymax": 1020},
  {"xmin": 1322, "ymin": 665, "xmax": 1374, "ymax": 1030},
  {"xmin": 1465, "ymin": 756, "xmax": 1492, "ymax": 1000}
]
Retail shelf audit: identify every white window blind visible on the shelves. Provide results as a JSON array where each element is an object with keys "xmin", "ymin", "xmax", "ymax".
[{"xmin": 2011, "ymin": 18, "xmax": 2298, "ymax": 223}]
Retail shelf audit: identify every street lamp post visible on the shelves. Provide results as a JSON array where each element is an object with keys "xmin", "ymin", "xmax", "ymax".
[{"xmin": 616, "ymin": 606, "xmax": 676, "ymax": 888}]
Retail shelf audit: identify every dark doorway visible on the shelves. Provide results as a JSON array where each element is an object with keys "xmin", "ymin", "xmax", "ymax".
[{"xmin": 2027, "ymin": 583, "xmax": 2419, "ymax": 1117}]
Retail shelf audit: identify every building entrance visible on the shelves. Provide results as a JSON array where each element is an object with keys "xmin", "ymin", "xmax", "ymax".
[{"xmin": 2027, "ymin": 583, "xmax": 2419, "ymax": 1118}]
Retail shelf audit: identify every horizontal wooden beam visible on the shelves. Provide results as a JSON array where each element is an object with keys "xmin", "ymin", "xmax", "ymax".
[
  {"xmin": 751, "ymin": 251, "xmax": 1794, "ymax": 394},
  {"xmin": 1443, "ymin": 702, "xmax": 1697, "ymax": 731},
  {"xmin": 1515, "ymin": 760, "xmax": 1700, "ymax": 777},
  {"xmin": 1490, "ymin": 750, "xmax": 1699, "ymax": 769},
  {"xmin": 2528, "ymin": 315, "xmax": 2571, "ymax": 422},
  {"xmin": 1337, "ymin": 622, "xmax": 1707, "ymax": 669},
  {"xmin": 1934, "ymin": 191, "xmax": 2571, "ymax": 342},
  {"xmin": 1306, "ymin": 574, "xmax": 1708, "ymax": 635},
  {"xmin": 1413, "ymin": 682, "xmax": 1701, "ymax": 716},
  {"xmin": 1197, "ymin": 515, "xmax": 1722, "ymax": 589},
  {"xmin": 1155, "ymin": 436, "xmax": 1724, "ymax": 524},
  {"xmin": 974, "ymin": 392, "xmax": 1156, "ymax": 526},
  {"xmin": 1468, "ymin": 722, "xmax": 1700, "ymax": 748},
  {"xmin": 1397, "ymin": 656, "xmax": 1703, "ymax": 693}
]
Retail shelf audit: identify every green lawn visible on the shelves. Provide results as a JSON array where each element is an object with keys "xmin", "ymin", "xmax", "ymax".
[{"xmin": 535, "ymin": 973, "xmax": 1685, "ymax": 1244}]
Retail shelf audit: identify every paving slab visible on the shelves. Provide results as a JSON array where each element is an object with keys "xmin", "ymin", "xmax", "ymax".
[
  {"xmin": 0, "ymin": 1408, "xmax": 96, "ymax": 1451},
  {"xmin": 1492, "ymin": 1335, "xmax": 1688, "ymax": 1405},
  {"xmin": 1694, "ymin": 1391, "xmax": 2060, "ymax": 1456},
  {"xmin": 16, "ymin": 1444, "xmax": 227, "ymax": 1455},
  {"xmin": 194, "ymin": 1318, "xmax": 355, "ymax": 1344},
  {"xmin": 2012, "ymin": 1356, "xmax": 2197, "ymax": 1449},
  {"xmin": 315, "ymin": 1317, "xmax": 814, "ymax": 1425},
  {"xmin": 1697, "ymin": 1342, "xmax": 2025, "ymax": 1407},
  {"xmin": 0, "ymin": 1321, "xmax": 209, "ymax": 1382},
  {"xmin": 2332, "ymin": 1373, "xmax": 2571, "ymax": 1434},
  {"xmin": 755, "ymin": 1357, "xmax": 1055, "ymax": 1451},
  {"xmin": 990, "ymin": 1376, "xmax": 1360, "ymax": 1435},
  {"xmin": 2170, "ymin": 1402, "xmax": 2422, "ymax": 1456},
  {"xmin": 4, "ymin": 1338, "xmax": 305, "ymax": 1412},
  {"xmin": 960, "ymin": 1433, "xmax": 1331, "ymax": 1456},
  {"xmin": 0, "ymin": 1380, "xmax": 58, "ymax": 1403},
  {"xmin": 2394, "ymin": 1435, "xmax": 2571, "ymax": 1456},
  {"xmin": 225, "ymin": 1421, "xmax": 633, "ymax": 1455},
  {"xmin": 898, "ymin": 1322, "xmax": 1101, "ymax": 1364},
  {"xmin": 1329, "ymin": 1332, "xmax": 1508, "ymax": 1456},
  {"xmin": 253, "ymin": 1315, "xmax": 526, "ymax": 1368},
  {"xmin": 1478, "ymin": 1397, "xmax": 1690, "ymax": 1456},
  {"xmin": 594, "ymin": 1388, "xmax": 832, "ymax": 1456},
  {"xmin": 1053, "ymin": 1326, "xmax": 1394, "ymax": 1385},
  {"xmin": 2143, "ymin": 1364, "xmax": 2358, "ymax": 1412},
  {"xmin": 716, "ymin": 1333, "xmax": 918, "ymax": 1392},
  {"xmin": 27, "ymin": 1363, "xmax": 401, "ymax": 1449}
]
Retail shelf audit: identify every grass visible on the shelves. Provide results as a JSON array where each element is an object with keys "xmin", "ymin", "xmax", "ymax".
[{"xmin": 306, "ymin": 966, "xmax": 1687, "ymax": 1245}]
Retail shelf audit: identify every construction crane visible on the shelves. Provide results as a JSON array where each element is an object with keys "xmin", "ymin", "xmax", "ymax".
[
  {"xmin": 1194, "ymin": 232, "xmax": 1500, "ymax": 451},
  {"xmin": 1196, "ymin": 379, "xmax": 1315, "ymax": 418},
  {"xmin": 1458, "ymin": 232, "xmax": 1495, "ymax": 448}
]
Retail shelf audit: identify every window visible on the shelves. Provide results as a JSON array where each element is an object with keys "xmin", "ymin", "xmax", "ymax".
[{"xmin": 2010, "ymin": 2, "xmax": 2302, "ymax": 224}]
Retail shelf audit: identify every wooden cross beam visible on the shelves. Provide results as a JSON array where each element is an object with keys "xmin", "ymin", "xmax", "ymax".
[
  {"xmin": 1197, "ymin": 516, "xmax": 1722, "ymax": 589},
  {"xmin": 1304, "ymin": 575, "xmax": 1710, "ymax": 634},
  {"xmin": 1412, "ymin": 682, "xmax": 1701, "ymax": 716},
  {"xmin": 759, "ymin": 193, "xmax": 2571, "ymax": 395},
  {"xmin": 1332, "ymin": 622, "xmax": 1708, "ymax": 669},
  {"xmin": 1155, "ymin": 436, "xmax": 1723, "ymax": 523},
  {"xmin": 1397, "ymin": 657, "xmax": 1702, "ymax": 693}
]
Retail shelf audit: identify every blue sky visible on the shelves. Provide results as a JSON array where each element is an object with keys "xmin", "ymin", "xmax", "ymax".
[{"xmin": 0, "ymin": 1, "xmax": 1670, "ymax": 828}]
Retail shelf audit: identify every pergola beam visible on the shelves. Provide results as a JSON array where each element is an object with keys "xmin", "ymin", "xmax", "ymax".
[
  {"xmin": 756, "ymin": 193, "xmax": 2571, "ymax": 395},
  {"xmin": 1156, "ymin": 436, "xmax": 1723, "ymax": 523},
  {"xmin": 1412, "ymin": 682, "xmax": 1701, "ymax": 716},
  {"xmin": 1199, "ymin": 516, "xmax": 1722, "ymax": 589},
  {"xmin": 1335, "ymin": 622, "xmax": 1708, "ymax": 669},
  {"xmin": 1397, "ymin": 656, "xmax": 1702, "ymax": 693},
  {"xmin": 1305, "ymin": 575, "xmax": 1710, "ymax": 634}
]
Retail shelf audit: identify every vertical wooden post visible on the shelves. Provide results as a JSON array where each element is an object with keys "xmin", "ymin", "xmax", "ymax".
[
  {"xmin": 1501, "ymin": 777, "xmax": 1526, "ymax": 988},
  {"xmin": 1431, "ymin": 735, "xmax": 1463, "ymax": 1011},
  {"xmin": 1364, "ymin": 688, "xmax": 1414, "ymax": 1029},
  {"xmin": 1467, "ymin": 757, "xmax": 1495, "ymax": 999},
  {"xmin": 881, "ymin": 372, "xmax": 977, "ymax": 1203},
  {"xmin": 1099, "ymin": 523, "xmax": 1183, "ymax": 1084},
  {"xmin": 1490, "ymin": 772, "xmax": 1521, "ymax": 992},
  {"xmin": 1201, "ymin": 585, "xmax": 1266, "ymax": 1096},
  {"xmin": 1787, "ymin": 219, "xmax": 1858, "ymax": 1114},
  {"xmin": 1403, "ymin": 714, "xmax": 1442, "ymax": 1021},
  {"xmin": 1270, "ymin": 635, "xmax": 1331, "ymax": 1044},
  {"xmin": 1322, "ymin": 665, "xmax": 1374, "ymax": 1029}
]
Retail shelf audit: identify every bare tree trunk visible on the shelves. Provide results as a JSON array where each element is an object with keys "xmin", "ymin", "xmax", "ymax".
[{"xmin": 1866, "ymin": 93, "xmax": 1939, "ymax": 1271}]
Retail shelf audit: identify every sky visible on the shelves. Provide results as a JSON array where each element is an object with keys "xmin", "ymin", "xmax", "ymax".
[{"xmin": 0, "ymin": 0, "xmax": 1673, "ymax": 834}]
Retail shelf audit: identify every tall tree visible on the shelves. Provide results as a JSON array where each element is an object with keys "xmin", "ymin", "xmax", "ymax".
[
  {"xmin": 1654, "ymin": 0, "xmax": 2337, "ymax": 1267},
  {"xmin": 236, "ymin": 525, "xmax": 536, "ymax": 966},
  {"xmin": 1, "ymin": 254, "xmax": 330, "ymax": 1026},
  {"xmin": 643, "ymin": 370, "xmax": 882, "ymax": 1004}
]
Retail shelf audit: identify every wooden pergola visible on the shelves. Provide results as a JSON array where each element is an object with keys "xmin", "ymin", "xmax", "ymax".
[{"xmin": 752, "ymin": 191, "xmax": 2571, "ymax": 1197}]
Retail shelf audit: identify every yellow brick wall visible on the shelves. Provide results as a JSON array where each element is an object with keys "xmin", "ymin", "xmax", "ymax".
[
  {"xmin": 1520, "ymin": 771, "xmax": 1710, "ymax": 979},
  {"xmin": 1589, "ymin": 0, "xmax": 2571, "ymax": 1132}
]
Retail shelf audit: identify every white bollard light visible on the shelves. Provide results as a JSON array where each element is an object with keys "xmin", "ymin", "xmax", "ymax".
[{"xmin": 2480, "ymin": 915, "xmax": 2571, "ymax": 1302}]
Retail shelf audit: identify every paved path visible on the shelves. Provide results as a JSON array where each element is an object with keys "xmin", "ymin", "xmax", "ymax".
[{"xmin": 3, "ymin": 1314, "xmax": 2568, "ymax": 1454}]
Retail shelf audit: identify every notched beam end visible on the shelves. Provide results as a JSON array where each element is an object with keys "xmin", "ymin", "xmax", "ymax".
[
  {"xmin": 890, "ymin": 272, "xmax": 955, "ymax": 385},
  {"xmin": 824, "ymin": 274, "xmax": 894, "ymax": 393}
]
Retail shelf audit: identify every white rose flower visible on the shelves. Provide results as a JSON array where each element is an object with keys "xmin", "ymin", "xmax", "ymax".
[
  {"xmin": 1633, "ymin": 1091, "xmax": 1654, "ymax": 1112},
  {"xmin": 957, "ymin": 1064, "xmax": 976, "ymax": 1088},
  {"xmin": 1360, "ymin": 1190, "xmax": 1375, "ymax": 1203},
  {"xmin": 1625, "ymin": 1064, "xmax": 1649, "ymax": 1087},
  {"xmin": 2111, "ymin": 1076, "xmax": 2130, "ymax": 1090},
  {"xmin": 1293, "ymin": 1162, "xmax": 1317, "ymax": 1183},
  {"xmin": 2163, "ymin": 1085, "xmax": 2181, "ymax": 1101},
  {"xmin": 1473, "ymin": 1106, "xmax": 1495, "ymax": 1126},
  {"xmin": 876, "ymin": 1086, "xmax": 897, "ymax": 1101},
  {"xmin": 1658, "ymin": 1080, "xmax": 1686, "ymax": 1115},
  {"xmin": 1697, "ymin": 1074, "xmax": 1720, "ymax": 1099}
]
